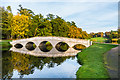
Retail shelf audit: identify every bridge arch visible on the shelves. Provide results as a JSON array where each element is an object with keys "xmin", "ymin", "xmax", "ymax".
[
  {"xmin": 14, "ymin": 43, "xmax": 23, "ymax": 49},
  {"xmin": 55, "ymin": 42, "xmax": 69, "ymax": 52},
  {"xmin": 25, "ymin": 42, "xmax": 36, "ymax": 51},
  {"xmin": 73, "ymin": 44, "xmax": 86, "ymax": 50},
  {"xmin": 39, "ymin": 41, "xmax": 53, "ymax": 52}
]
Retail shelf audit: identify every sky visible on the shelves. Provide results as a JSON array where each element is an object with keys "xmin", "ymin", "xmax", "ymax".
[{"xmin": 0, "ymin": 0, "xmax": 119, "ymax": 33}]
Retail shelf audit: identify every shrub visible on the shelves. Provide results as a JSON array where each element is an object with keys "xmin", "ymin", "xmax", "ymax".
[{"xmin": 117, "ymin": 39, "xmax": 120, "ymax": 44}]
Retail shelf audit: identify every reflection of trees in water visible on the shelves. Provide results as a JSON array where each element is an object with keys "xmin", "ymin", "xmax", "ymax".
[
  {"xmin": 2, "ymin": 51, "xmax": 13, "ymax": 79},
  {"xmin": 2, "ymin": 51, "xmax": 75, "ymax": 79}
]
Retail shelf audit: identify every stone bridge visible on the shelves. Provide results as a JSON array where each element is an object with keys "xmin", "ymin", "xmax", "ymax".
[{"xmin": 10, "ymin": 36, "xmax": 92, "ymax": 57}]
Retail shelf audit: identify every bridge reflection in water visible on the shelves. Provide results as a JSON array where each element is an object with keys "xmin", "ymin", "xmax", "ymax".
[{"xmin": 2, "ymin": 50, "xmax": 79, "ymax": 78}]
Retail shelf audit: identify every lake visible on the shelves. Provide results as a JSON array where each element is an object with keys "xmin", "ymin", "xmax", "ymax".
[{"xmin": 2, "ymin": 48, "xmax": 81, "ymax": 79}]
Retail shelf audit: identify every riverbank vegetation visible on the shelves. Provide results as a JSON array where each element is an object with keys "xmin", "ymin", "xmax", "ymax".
[
  {"xmin": 0, "ymin": 40, "xmax": 12, "ymax": 51},
  {"xmin": 76, "ymin": 43, "xmax": 118, "ymax": 78}
]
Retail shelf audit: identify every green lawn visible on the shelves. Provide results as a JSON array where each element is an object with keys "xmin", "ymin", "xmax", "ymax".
[
  {"xmin": 90, "ymin": 37, "xmax": 108, "ymax": 42},
  {"xmin": 76, "ymin": 43, "xmax": 118, "ymax": 78}
]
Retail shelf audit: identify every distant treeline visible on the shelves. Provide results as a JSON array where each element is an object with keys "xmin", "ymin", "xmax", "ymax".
[
  {"xmin": 90, "ymin": 30, "xmax": 119, "ymax": 38},
  {"xmin": 104, "ymin": 30, "xmax": 119, "ymax": 43},
  {"xmin": 90, "ymin": 32, "xmax": 104, "ymax": 38},
  {"xmin": 1, "ymin": 5, "xmax": 90, "ymax": 39},
  {"xmin": 90, "ymin": 30, "xmax": 120, "ymax": 43}
]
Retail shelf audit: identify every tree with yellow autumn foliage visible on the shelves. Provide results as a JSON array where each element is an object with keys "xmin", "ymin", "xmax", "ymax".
[
  {"xmin": 68, "ymin": 26, "xmax": 82, "ymax": 38},
  {"xmin": 11, "ymin": 14, "xmax": 30, "ymax": 39}
]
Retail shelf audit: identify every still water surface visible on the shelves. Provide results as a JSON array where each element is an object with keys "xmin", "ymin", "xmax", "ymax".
[{"xmin": 2, "ymin": 50, "xmax": 81, "ymax": 78}]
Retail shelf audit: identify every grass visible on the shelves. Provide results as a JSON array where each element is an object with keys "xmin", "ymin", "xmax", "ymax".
[
  {"xmin": 90, "ymin": 37, "xmax": 108, "ymax": 42},
  {"xmin": 76, "ymin": 43, "xmax": 118, "ymax": 78},
  {"xmin": 0, "ymin": 40, "xmax": 12, "ymax": 51}
]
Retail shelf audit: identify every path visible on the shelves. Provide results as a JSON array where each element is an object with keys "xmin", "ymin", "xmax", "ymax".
[
  {"xmin": 94, "ymin": 42, "xmax": 119, "ymax": 45},
  {"xmin": 104, "ymin": 45, "xmax": 119, "ymax": 78}
]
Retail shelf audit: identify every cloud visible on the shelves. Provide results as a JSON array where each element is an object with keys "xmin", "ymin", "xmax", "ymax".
[
  {"xmin": 98, "ymin": 11, "xmax": 118, "ymax": 21},
  {"xmin": 87, "ymin": 26, "xmax": 118, "ymax": 33},
  {"xmin": 1, "ymin": 0, "xmax": 119, "ymax": 2},
  {"xmin": 62, "ymin": 2, "xmax": 118, "ymax": 33},
  {"xmin": 1, "ymin": 1, "xmax": 118, "ymax": 33}
]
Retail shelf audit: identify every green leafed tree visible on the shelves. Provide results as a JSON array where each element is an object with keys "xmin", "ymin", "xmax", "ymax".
[
  {"xmin": 17, "ymin": 4, "xmax": 34, "ymax": 17},
  {"xmin": 51, "ymin": 16, "xmax": 69, "ymax": 37},
  {"xmin": 1, "ymin": 6, "xmax": 13, "ymax": 39}
]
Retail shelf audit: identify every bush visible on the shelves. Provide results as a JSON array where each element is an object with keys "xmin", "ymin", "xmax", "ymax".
[
  {"xmin": 105, "ymin": 39, "xmax": 112, "ymax": 43},
  {"xmin": 117, "ymin": 39, "xmax": 120, "ymax": 44}
]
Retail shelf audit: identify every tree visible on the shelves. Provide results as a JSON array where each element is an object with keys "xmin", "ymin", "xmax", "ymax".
[
  {"xmin": 37, "ymin": 19, "xmax": 52, "ymax": 36},
  {"xmin": 28, "ymin": 14, "xmax": 42, "ymax": 37},
  {"xmin": 46, "ymin": 13, "xmax": 55, "ymax": 20},
  {"xmin": 111, "ymin": 31, "xmax": 118, "ymax": 38},
  {"xmin": 30, "ymin": 14, "xmax": 52, "ymax": 37},
  {"xmin": 7, "ymin": 6, "xmax": 12, "ymax": 13},
  {"xmin": 105, "ymin": 32, "xmax": 111, "ymax": 38},
  {"xmin": 71, "ymin": 21, "xmax": 77, "ymax": 27},
  {"xmin": 97, "ymin": 32, "xmax": 103, "ymax": 37},
  {"xmin": 51, "ymin": 16, "xmax": 69, "ymax": 37},
  {"xmin": 1, "ymin": 6, "xmax": 13, "ymax": 39},
  {"xmin": 17, "ymin": 4, "xmax": 34, "ymax": 17},
  {"xmin": 82, "ymin": 31, "xmax": 89, "ymax": 39},
  {"xmin": 118, "ymin": 29, "xmax": 120, "ymax": 38},
  {"xmin": 11, "ymin": 14, "xmax": 30, "ymax": 39},
  {"xmin": 90, "ymin": 32, "xmax": 95, "ymax": 38},
  {"xmin": 1, "ymin": 5, "xmax": 91, "ymax": 39},
  {"xmin": 68, "ymin": 26, "xmax": 81, "ymax": 38}
]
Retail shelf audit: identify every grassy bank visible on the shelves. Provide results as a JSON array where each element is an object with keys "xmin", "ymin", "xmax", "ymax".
[
  {"xmin": 76, "ymin": 43, "xmax": 118, "ymax": 78},
  {"xmin": 0, "ymin": 40, "xmax": 12, "ymax": 50}
]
